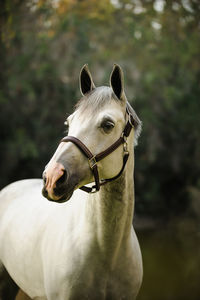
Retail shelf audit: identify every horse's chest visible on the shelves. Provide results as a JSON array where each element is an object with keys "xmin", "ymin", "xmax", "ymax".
[
  {"xmin": 56, "ymin": 267, "xmax": 137, "ymax": 300},
  {"xmin": 42, "ymin": 223, "xmax": 142, "ymax": 299},
  {"xmin": 47, "ymin": 246, "xmax": 137, "ymax": 299}
]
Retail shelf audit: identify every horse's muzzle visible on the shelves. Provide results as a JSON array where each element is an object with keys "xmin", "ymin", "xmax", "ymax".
[{"xmin": 42, "ymin": 161, "xmax": 73, "ymax": 202}]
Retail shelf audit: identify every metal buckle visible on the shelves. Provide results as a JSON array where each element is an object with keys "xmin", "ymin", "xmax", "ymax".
[
  {"xmin": 123, "ymin": 140, "xmax": 129, "ymax": 154},
  {"xmin": 121, "ymin": 132, "xmax": 126, "ymax": 140},
  {"xmin": 121, "ymin": 134, "xmax": 129, "ymax": 154},
  {"xmin": 120, "ymin": 133, "xmax": 129, "ymax": 154},
  {"xmin": 89, "ymin": 186, "xmax": 98, "ymax": 193},
  {"xmin": 88, "ymin": 156, "xmax": 97, "ymax": 169}
]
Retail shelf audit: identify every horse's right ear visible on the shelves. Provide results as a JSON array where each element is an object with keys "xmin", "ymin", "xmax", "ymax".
[
  {"xmin": 110, "ymin": 64, "xmax": 125, "ymax": 101},
  {"xmin": 79, "ymin": 64, "xmax": 95, "ymax": 96}
]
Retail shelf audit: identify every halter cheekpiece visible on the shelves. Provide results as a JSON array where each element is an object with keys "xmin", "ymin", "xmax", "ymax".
[{"xmin": 61, "ymin": 105, "xmax": 135, "ymax": 193}]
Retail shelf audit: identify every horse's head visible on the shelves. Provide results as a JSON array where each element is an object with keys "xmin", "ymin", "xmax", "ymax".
[{"xmin": 42, "ymin": 64, "xmax": 141, "ymax": 202}]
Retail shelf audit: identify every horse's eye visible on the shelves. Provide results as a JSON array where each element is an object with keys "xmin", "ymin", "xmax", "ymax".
[{"xmin": 101, "ymin": 120, "xmax": 115, "ymax": 133}]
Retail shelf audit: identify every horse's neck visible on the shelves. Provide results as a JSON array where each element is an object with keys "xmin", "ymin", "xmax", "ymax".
[{"xmin": 85, "ymin": 147, "xmax": 135, "ymax": 265}]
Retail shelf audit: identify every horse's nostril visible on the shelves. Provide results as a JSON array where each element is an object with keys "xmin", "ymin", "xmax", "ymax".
[
  {"xmin": 42, "ymin": 187, "xmax": 48, "ymax": 198},
  {"xmin": 56, "ymin": 170, "xmax": 67, "ymax": 187}
]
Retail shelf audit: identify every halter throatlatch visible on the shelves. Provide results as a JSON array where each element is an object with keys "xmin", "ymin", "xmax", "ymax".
[{"xmin": 61, "ymin": 105, "xmax": 135, "ymax": 193}]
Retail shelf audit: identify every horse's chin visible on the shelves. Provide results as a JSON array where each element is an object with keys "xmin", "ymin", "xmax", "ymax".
[
  {"xmin": 42, "ymin": 187, "xmax": 74, "ymax": 203},
  {"xmin": 49, "ymin": 192, "xmax": 74, "ymax": 203}
]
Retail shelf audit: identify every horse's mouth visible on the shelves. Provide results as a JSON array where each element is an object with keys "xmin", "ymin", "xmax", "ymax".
[{"xmin": 42, "ymin": 186, "xmax": 74, "ymax": 203}]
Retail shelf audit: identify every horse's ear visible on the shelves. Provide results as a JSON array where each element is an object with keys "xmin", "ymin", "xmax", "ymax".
[
  {"xmin": 79, "ymin": 64, "xmax": 95, "ymax": 96},
  {"xmin": 110, "ymin": 64, "xmax": 125, "ymax": 101}
]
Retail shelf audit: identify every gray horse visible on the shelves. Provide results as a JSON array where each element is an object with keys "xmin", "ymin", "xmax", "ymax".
[{"xmin": 0, "ymin": 64, "xmax": 143, "ymax": 299}]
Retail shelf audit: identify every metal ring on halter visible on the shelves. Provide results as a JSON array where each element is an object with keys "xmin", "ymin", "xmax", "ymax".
[
  {"xmin": 123, "ymin": 141, "xmax": 129, "ymax": 154},
  {"xmin": 120, "ymin": 133, "xmax": 129, "ymax": 155},
  {"xmin": 88, "ymin": 157, "xmax": 97, "ymax": 169},
  {"xmin": 121, "ymin": 132, "xmax": 126, "ymax": 140},
  {"xmin": 90, "ymin": 186, "xmax": 98, "ymax": 193}
]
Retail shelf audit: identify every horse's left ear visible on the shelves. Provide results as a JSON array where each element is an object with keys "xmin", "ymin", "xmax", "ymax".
[
  {"xmin": 79, "ymin": 64, "xmax": 96, "ymax": 96},
  {"xmin": 110, "ymin": 64, "xmax": 125, "ymax": 101}
]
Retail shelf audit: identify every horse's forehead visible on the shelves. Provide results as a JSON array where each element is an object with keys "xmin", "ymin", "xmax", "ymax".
[
  {"xmin": 96, "ymin": 102, "xmax": 125, "ymax": 120},
  {"xmin": 73, "ymin": 100, "xmax": 125, "ymax": 123}
]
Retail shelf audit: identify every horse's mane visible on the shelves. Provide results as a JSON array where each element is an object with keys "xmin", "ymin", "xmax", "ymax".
[
  {"xmin": 75, "ymin": 86, "xmax": 142, "ymax": 146},
  {"xmin": 126, "ymin": 101, "xmax": 142, "ymax": 146}
]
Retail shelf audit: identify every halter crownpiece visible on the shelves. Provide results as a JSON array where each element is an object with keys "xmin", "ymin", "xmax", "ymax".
[{"xmin": 60, "ymin": 105, "xmax": 135, "ymax": 193}]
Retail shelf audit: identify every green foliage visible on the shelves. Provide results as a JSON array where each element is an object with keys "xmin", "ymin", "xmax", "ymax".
[{"xmin": 0, "ymin": 0, "xmax": 199, "ymax": 218}]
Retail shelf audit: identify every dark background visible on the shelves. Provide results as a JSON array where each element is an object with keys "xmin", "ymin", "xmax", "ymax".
[{"xmin": 0, "ymin": 1, "xmax": 200, "ymax": 299}]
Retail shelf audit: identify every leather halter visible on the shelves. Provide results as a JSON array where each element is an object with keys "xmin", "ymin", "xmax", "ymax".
[{"xmin": 61, "ymin": 105, "xmax": 135, "ymax": 193}]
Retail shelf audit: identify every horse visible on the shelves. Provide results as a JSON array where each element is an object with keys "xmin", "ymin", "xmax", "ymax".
[{"xmin": 0, "ymin": 64, "xmax": 143, "ymax": 300}]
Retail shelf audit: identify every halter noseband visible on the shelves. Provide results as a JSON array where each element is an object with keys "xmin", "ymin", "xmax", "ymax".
[{"xmin": 60, "ymin": 105, "xmax": 135, "ymax": 193}]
